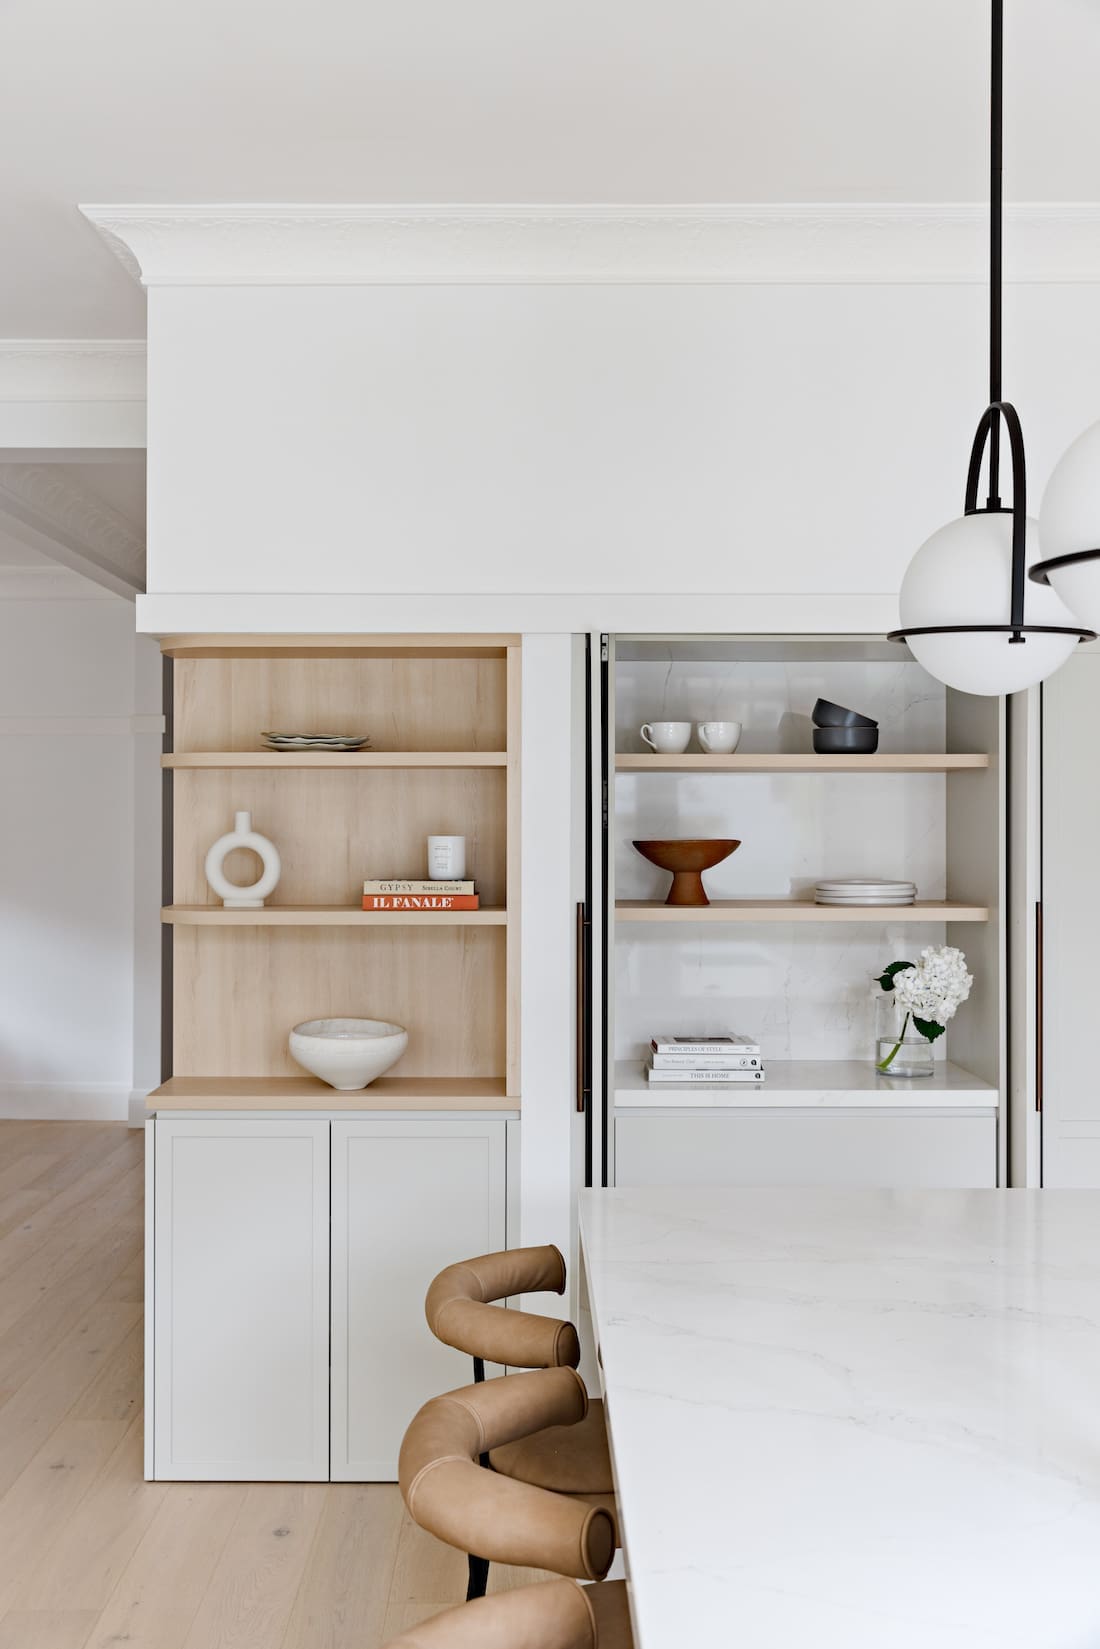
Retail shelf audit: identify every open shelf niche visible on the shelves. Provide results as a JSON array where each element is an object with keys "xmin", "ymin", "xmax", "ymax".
[
  {"xmin": 606, "ymin": 633, "xmax": 1005, "ymax": 1176},
  {"xmin": 153, "ymin": 633, "xmax": 521, "ymax": 1108}
]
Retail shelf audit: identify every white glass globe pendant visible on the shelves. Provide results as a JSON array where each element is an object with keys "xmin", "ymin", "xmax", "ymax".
[
  {"xmin": 888, "ymin": 0, "xmax": 1095, "ymax": 691},
  {"xmin": 892, "ymin": 404, "xmax": 1090, "ymax": 695},
  {"xmin": 1029, "ymin": 419, "xmax": 1100, "ymax": 630}
]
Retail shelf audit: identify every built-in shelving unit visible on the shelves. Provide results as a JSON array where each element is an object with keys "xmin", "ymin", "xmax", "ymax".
[
  {"xmin": 616, "ymin": 753, "xmax": 989, "ymax": 773},
  {"xmin": 604, "ymin": 631, "xmax": 1006, "ymax": 1189},
  {"xmin": 157, "ymin": 632, "xmax": 522, "ymax": 1105},
  {"xmin": 616, "ymin": 899, "xmax": 989, "ymax": 923}
]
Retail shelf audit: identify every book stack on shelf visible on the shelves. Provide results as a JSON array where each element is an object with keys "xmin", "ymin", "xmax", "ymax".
[
  {"xmin": 362, "ymin": 879, "xmax": 480, "ymax": 912},
  {"xmin": 647, "ymin": 1034, "xmax": 764, "ymax": 1086}
]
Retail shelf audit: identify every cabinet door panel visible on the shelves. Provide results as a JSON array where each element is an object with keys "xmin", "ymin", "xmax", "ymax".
[
  {"xmin": 152, "ymin": 1118, "xmax": 330, "ymax": 1480},
  {"xmin": 615, "ymin": 1113, "xmax": 996, "ymax": 1189},
  {"xmin": 332, "ymin": 1120, "xmax": 506, "ymax": 1481}
]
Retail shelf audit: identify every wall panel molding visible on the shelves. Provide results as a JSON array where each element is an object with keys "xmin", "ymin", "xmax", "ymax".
[{"xmin": 82, "ymin": 202, "xmax": 1100, "ymax": 287}]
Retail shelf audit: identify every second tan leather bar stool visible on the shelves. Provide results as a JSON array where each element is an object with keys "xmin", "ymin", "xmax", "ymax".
[
  {"xmin": 399, "ymin": 1365, "xmax": 616, "ymax": 1584},
  {"xmin": 383, "ymin": 1578, "xmax": 634, "ymax": 1649},
  {"xmin": 424, "ymin": 1245, "xmax": 617, "ymax": 1598}
]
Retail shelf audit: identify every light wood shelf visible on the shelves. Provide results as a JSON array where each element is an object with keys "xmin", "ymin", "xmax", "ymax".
[
  {"xmin": 615, "ymin": 753, "xmax": 990, "ymax": 773},
  {"xmin": 165, "ymin": 751, "xmax": 508, "ymax": 769},
  {"xmin": 163, "ymin": 904, "xmax": 508, "ymax": 926},
  {"xmin": 616, "ymin": 899, "xmax": 989, "ymax": 923},
  {"xmin": 148, "ymin": 1075, "xmax": 513, "ymax": 1111}
]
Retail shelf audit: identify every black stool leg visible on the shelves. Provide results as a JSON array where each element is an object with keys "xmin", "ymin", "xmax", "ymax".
[{"xmin": 466, "ymin": 1553, "xmax": 490, "ymax": 1601}]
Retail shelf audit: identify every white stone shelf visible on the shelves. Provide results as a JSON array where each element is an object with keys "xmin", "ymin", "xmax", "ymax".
[{"xmin": 613, "ymin": 1058, "xmax": 998, "ymax": 1110}]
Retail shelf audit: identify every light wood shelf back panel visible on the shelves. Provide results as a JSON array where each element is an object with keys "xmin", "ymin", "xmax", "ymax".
[
  {"xmin": 163, "ymin": 633, "xmax": 518, "ymax": 659},
  {"xmin": 164, "ymin": 905, "xmax": 507, "ymax": 926},
  {"xmin": 172, "ymin": 925, "xmax": 506, "ymax": 1078},
  {"xmin": 172, "ymin": 767, "xmax": 507, "ymax": 907},
  {"xmin": 164, "ymin": 751, "xmax": 508, "ymax": 768},
  {"xmin": 615, "ymin": 753, "xmax": 990, "ymax": 773},
  {"xmin": 174, "ymin": 655, "xmax": 507, "ymax": 752},
  {"xmin": 616, "ymin": 899, "xmax": 989, "ymax": 923},
  {"xmin": 149, "ymin": 1075, "xmax": 513, "ymax": 1111}
]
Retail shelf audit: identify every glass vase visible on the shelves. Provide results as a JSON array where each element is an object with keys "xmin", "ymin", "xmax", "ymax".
[{"xmin": 874, "ymin": 995, "xmax": 935, "ymax": 1078}]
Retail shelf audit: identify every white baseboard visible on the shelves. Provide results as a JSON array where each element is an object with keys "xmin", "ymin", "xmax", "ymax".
[{"xmin": 0, "ymin": 1082, "xmax": 134, "ymax": 1122}]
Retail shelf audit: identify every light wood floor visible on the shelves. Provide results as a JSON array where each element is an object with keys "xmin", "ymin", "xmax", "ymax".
[{"xmin": 0, "ymin": 1121, "xmax": 547, "ymax": 1648}]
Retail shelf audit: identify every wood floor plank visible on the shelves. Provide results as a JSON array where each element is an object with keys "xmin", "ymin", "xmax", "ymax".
[
  {"xmin": 67, "ymin": 1322, "xmax": 143, "ymax": 1425},
  {"xmin": 83, "ymin": 1483, "xmax": 247, "ymax": 1649},
  {"xmin": 0, "ymin": 1611, "xmax": 97, "ymax": 1649},
  {"xmin": 0, "ymin": 1299, "xmax": 142, "ymax": 1500},
  {"xmin": 180, "ymin": 1484, "xmax": 327, "ymax": 1649},
  {"xmin": 280, "ymin": 1485, "xmax": 403, "ymax": 1649},
  {"xmin": 386, "ymin": 1502, "xmax": 467, "ymax": 1608},
  {"xmin": 0, "ymin": 1419, "xmax": 129, "ymax": 1615},
  {"xmin": 12, "ymin": 1421, "xmax": 163, "ymax": 1614},
  {"xmin": 0, "ymin": 1222, "xmax": 142, "ymax": 1409}
]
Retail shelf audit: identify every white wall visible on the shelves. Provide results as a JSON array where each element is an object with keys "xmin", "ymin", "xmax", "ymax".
[
  {"xmin": 144, "ymin": 279, "xmax": 1100, "ymax": 620},
  {"xmin": 0, "ymin": 582, "xmax": 161, "ymax": 1118}
]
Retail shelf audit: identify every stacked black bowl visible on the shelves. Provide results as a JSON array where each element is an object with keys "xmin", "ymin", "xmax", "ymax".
[{"xmin": 811, "ymin": 699, "xmax": 879, "ymax": 754}]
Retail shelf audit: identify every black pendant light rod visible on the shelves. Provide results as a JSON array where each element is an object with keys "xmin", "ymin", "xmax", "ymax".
[{"xmin": 987, "ymin": 0, "xmax": 1004, "ymax": 507}]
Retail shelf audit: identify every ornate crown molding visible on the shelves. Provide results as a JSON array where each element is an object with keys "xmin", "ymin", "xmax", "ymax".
[
  {"xmin": 0, "ymin": 463, "xmax": 145, "ymax": 595},
  {"xmin": 81, "ymin": 202, "xmax": 1100, "ymax": 287}
]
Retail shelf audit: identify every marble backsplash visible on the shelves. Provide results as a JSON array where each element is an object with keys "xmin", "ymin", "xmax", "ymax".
[
  {"xmin": 613, "ymin": 655, "xmax": 953, "ymax": 1063},
  {"xmin": 615, "ymin": 657, "xmax": 944, "ymax": 754}
]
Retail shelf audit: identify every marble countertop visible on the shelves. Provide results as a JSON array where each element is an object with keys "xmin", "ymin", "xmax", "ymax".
[{"xmin": 578, "ymin": 1188, "xmax": 1100, "ymax": 1649}]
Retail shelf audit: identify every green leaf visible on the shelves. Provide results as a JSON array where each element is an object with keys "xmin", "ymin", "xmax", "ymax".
[
  {"xmin": 912, "ymin": 1015, "xmax": 945, "ymax": 1042},
  {"xmin": 876, "ymin": 960, "xmax": 915, "ymax": 993}
]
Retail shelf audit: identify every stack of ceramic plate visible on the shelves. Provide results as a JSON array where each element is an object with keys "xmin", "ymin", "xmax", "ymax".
[
  {"xmin": 814, "ymin": 878, "xmax": 917, "ymax": 906},
  {"xmin": 262, "ymin": 732, "xmax": 372, "ymax": 752}
]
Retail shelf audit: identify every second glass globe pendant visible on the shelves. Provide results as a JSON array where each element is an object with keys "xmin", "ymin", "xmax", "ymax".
[{"xmin": 888, "ymin": 0, "xmax": 1094, "ymax": 691}]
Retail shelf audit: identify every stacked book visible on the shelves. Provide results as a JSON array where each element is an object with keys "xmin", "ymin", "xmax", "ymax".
[
  {"xmin": 647, "ymin": 1034, "xmax": 764, "ymax": 1086},
  {"xmin": 363, "ymin": 879, "xmax": 479, "ymax": 912}
]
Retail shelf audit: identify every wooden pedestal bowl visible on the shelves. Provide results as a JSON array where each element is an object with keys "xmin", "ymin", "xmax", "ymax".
[{"xmin": 632, "ymin": 838, "xmax": 741, "ymax": 906}]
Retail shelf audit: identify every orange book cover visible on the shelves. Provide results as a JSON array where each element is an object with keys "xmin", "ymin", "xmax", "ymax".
[{"xmin": 362, "ymin": 894, "xmax": 481, "ymax": 911}]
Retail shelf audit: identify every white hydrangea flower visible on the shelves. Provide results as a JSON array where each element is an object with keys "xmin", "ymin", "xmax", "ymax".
[{"xmin": 891, "ymin": 945, "xmax": 973, "ymax": 1028}]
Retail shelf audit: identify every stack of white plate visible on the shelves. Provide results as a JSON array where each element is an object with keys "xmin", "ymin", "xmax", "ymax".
[
  {"xmin": 262, "ymin": 731, "xmax": 372, "ymax": 752},
  {"xmin": 814, "ymin": 878, "xmax": 917, "ymax": 906}
]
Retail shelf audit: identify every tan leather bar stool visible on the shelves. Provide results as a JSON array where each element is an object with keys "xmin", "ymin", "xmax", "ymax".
[
  {"xmin": 425, "ymin": 1246, "xmax": 617, "ymax": 1599},
  {"xmin": 383, "ymin": 1578, "xmax": 633, "ymax": 1649},
  {"xmin": 399, "ymin": 1365, "xmax": 616, "ymax": 1587}
]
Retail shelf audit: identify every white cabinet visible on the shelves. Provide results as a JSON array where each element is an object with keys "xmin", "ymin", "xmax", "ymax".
[
  {"xmin": 149, "ymin": 1112, "xmax": 510, "ymax": 1482},
  {"xmin": 152, "ymin": 1118, "xmax": 330, "ymax": 1480},
  {"xmin": 331, "ymin": 1119, "xmax": 507, "ymax": 1479},
  {"xmin": 615, "ymin": 1112, "xmax": 997, "ymax": 1190}
]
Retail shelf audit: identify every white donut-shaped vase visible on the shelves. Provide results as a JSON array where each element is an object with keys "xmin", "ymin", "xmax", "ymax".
[{"xmin": 204, "ymin": 810, "xmax": 282, "ymax": 908}]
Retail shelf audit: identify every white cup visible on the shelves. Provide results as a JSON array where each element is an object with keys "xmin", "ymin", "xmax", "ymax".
[
  {"xmin": 640, "ymin": 721, "xmax": 692, "ymax": 754},
  {"xmin": 428, "ymin": 835, "xmax": 466, "ymax": 879},
  {"xmin": 696, "ymin": 720, "xmax": 742, "ymax": 754}
]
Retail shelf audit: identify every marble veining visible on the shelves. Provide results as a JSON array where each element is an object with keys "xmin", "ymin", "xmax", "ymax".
[{"xmin": 579, "ymin": 1188, "xmax": 1100, "ymax": 1648}]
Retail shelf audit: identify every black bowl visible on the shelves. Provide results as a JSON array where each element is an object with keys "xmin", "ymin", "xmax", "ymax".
[
  {"xmin": 812, "ymin": 697, "xmax": 877, "ymax": 729},
  {"xmin": 813, "ymin": 726, "xmax": 880, "ymax": 754}
]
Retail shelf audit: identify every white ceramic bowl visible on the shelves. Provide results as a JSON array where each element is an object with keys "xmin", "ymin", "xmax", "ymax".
[{"xmin": 289, "ymin": 1017, "xmax": 408, "ymax": 1090}]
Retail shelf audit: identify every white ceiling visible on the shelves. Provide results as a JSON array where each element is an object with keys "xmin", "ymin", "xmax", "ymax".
[{"xmin": 2, "ymin": 0, "xmax": 1100, "ymax": 337}]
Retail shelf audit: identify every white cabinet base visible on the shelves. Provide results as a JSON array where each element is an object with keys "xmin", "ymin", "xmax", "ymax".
[
  {"xmin": 331, "ymin": 1118, "xmax": 506, "ymax": 1481},
  {"xmin": 152, "ymin": 1118, "xmax": 330, "ymax": 1480},
  {"xmin": 615, "ymin": 1112, "xmax": 997, "ymax": 1189}
]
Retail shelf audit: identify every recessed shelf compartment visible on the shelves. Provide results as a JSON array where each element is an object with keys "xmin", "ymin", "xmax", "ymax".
[
  {"xmin": 165, "ymin": 751, "xmax": 509, "ymax": 769},
  {"xmin": 162, "ymin": 904, "xmax": 508, "ymax": 926},
  {"xmin": 615, "ymin": 753, "xmax": 989, "ymax": 773},
  {"xmin": 615, "ymin": 899, "xmax": 989, "ymax": 923},
  {"xmin": 614, "ymin": 1059, "xmax": 997, "ymax": 1110},
  {"xmin": 148, "ymin": 1075, "xmax": 514, "ymax": 1111}
]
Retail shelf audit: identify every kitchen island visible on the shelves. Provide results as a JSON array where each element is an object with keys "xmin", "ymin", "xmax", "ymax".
[{"xmin": 579, "ymin": 1187, "xmax": 1100, "ymax": 1648}]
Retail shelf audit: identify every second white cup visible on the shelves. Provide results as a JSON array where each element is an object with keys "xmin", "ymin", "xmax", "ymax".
[
  {"xmin": 696, "ymin": 720, "xmax": 742, "ymax": 754},
  {"xmin": 640, "ymin": 721, "xmax": 692, "ymax": 754}
]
